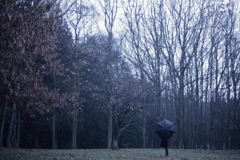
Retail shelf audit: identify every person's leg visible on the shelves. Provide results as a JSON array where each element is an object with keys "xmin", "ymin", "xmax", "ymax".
[{"xmin": 165, "ymin": 147, "xmax": 168, "ymax": 156}]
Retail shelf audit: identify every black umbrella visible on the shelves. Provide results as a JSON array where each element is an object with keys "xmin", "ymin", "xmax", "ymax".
[{"xmin": 155, "ymin": 119, "xmax": 175, "ymax": 139}]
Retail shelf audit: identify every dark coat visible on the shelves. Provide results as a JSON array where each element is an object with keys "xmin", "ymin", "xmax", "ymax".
[{"xmin": 161, "ymin": 138, "xmax": 168, "ymax": 148}]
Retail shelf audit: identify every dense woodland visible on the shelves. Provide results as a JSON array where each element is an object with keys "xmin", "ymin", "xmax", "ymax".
[{"xmin": 0, "ymin": 0, "xmax": 240, "ymax": 150}]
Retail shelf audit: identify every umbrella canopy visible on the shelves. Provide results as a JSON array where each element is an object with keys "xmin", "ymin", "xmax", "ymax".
[{"xmin": 155, "ymin": 119, "xmax": 175, "ymax": 139}]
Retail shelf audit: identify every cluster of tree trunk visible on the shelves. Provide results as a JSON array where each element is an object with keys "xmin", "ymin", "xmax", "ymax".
[{"xmin": 0, "ymin": 0, "xmax": 240, "ymax": 150}]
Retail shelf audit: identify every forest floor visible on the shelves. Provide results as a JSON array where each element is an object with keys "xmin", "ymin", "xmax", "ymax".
[{"xmin": 0, "ymin": 148, "xmax": 240, "ymax": 160}]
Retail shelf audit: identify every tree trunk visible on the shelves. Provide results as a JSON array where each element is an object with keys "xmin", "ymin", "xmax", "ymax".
[
  {"xmin": 7, "ymin": 103, "xmax": 16, "ymax": 148},
  {"xmin": 112, "ymin": 138, "xmax": 118, "ymax": 150},
  {"xmin": 194, "ymin": 50, "xmax": 199, "ymax": 149},
  {"xmin": 16, "ymin": 109, "xmax": 21, "ymax": 148},
  {"xmin": 112, "ymin": 131, "xmax": 121, "ymax": 150},
  {"xmin": 0, "ymin": 102, "xmax": 8, "ymax": 149},
  {"xmin": 52, "ymin": 73, "xmax": 57, "ymax": 149},
  {"xmin": 34, "ymin": 130, "xmax": 38, "ymax": 149},
  {"xmin": 71, "ymin": 105, "xmax": 77, "ymax": 149},
  {"xmin": 12, "ymin": 112, "xmax": 16, "ymax": 148},
  {"xmin": 107, "ymin": 108, "xmax": 113, "ymax": 149},
  {"xmin": 52, "ymin": 107, "xmax": 56, "ymax": 149},
  {"xmin": 178, "ymin": 70, "xmax": 185, "ymax": 149},
  {"xmin": 142, "ymin": 115, "xmax": 146, "ymax": 148}
]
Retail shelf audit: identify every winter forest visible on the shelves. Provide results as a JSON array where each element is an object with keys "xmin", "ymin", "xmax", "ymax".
[{"xmin": 0, "ymin": 0, "xmax": 240, "ymax": 150}]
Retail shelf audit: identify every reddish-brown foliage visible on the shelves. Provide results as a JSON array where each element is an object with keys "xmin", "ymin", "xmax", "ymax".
[{"xmin": 0, "ymin": 0, "xmax": 64, "ymax": 114}]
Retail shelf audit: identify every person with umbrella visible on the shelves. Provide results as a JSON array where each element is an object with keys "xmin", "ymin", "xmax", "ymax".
[
  {"xmin": 155, "ymin": 119, "xmax": 175, "ymax": 157},
  {"xmin": 161, "ymin": 137, "xmax": 169, "ymax": 156}
]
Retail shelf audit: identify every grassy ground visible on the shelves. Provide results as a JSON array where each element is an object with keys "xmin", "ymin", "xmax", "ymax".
[{"xmin": 0, "ymin": 148, "xmax": 239, "ymax": 160}]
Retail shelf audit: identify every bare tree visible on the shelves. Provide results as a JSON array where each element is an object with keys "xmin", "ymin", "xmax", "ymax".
[
  {"xmin": 122, "ymin": 0, "xmax": 167, "ymax": 146},
  {"xmin": 97, "ymin": 0, "xmax": 119, "ymax": 149},
  {"xmin": 62, "ymin": 0, "xmax": 96, "ymax": 149}
]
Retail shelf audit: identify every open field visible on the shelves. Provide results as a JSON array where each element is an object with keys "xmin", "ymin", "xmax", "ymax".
[{"xmin": 0, "ymin": 148, "xmax": 239, "ymax": 160}]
